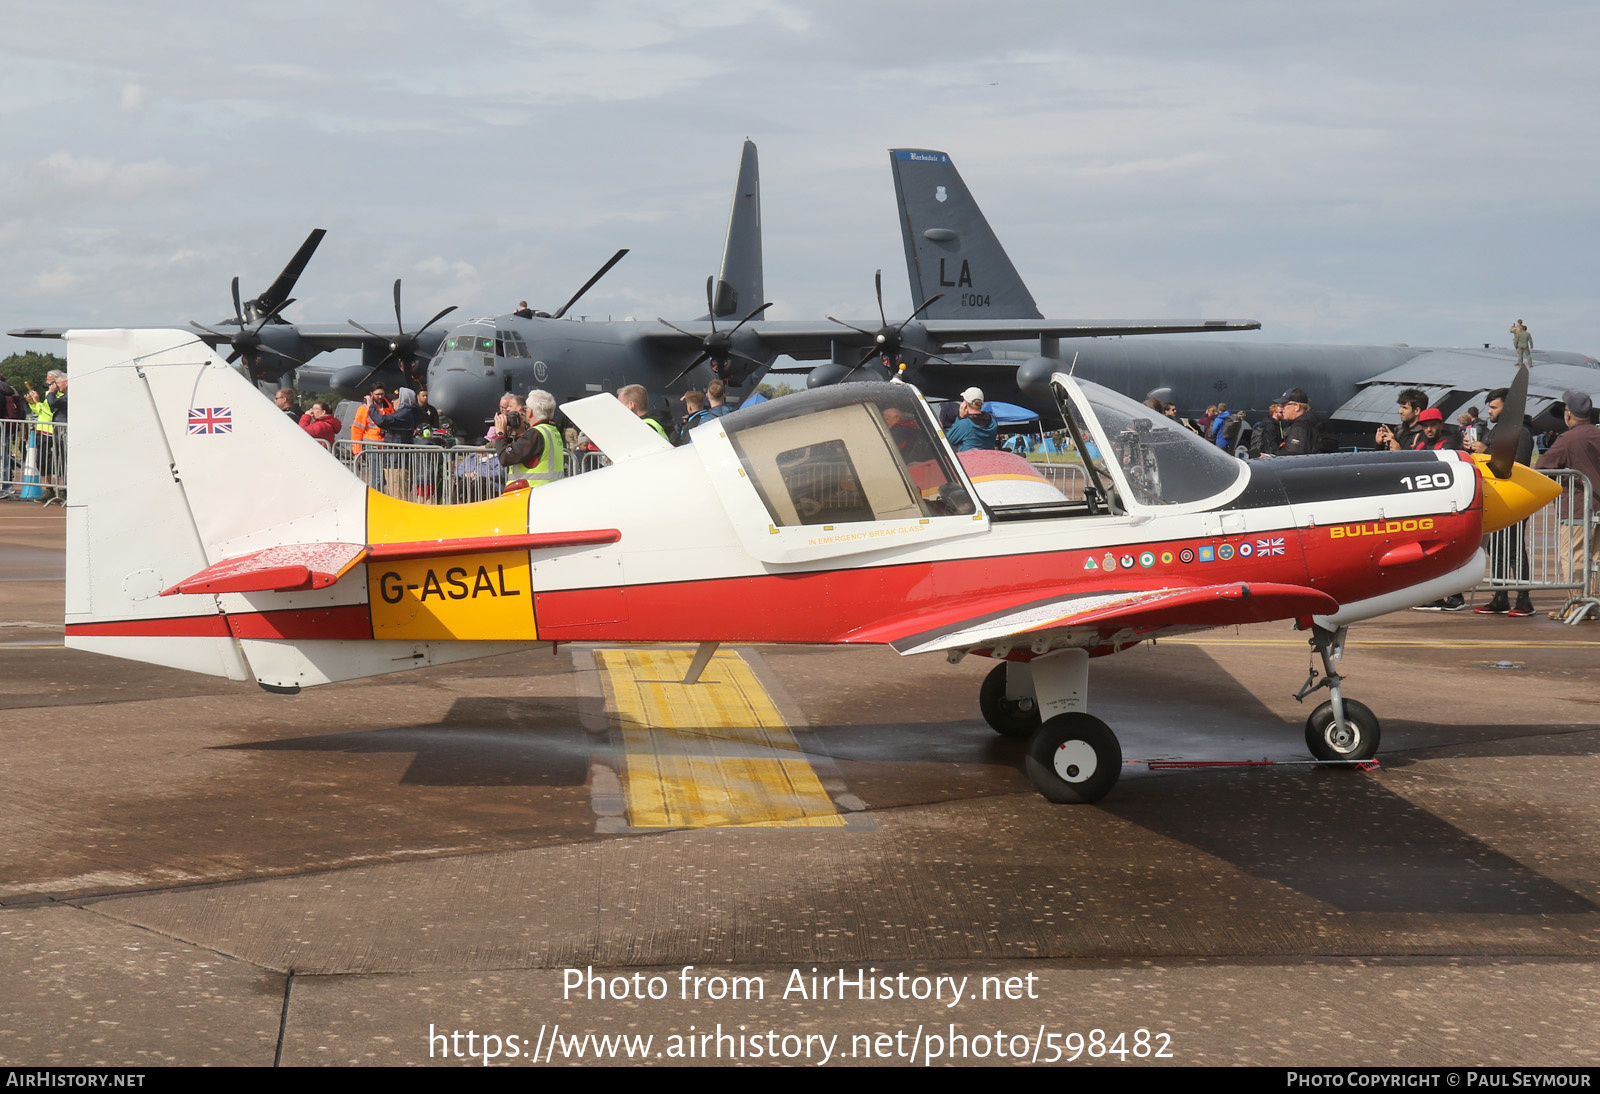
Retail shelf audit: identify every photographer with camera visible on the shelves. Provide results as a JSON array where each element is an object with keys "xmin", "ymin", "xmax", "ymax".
[{"xmin": 494, "ymin": 388, "xmax": 564, "ymax": 492}]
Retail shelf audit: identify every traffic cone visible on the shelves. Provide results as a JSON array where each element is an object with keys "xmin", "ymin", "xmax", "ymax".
[{"xmin": 19, "ymin": 428, "xmax": 42, "ymax": 500}]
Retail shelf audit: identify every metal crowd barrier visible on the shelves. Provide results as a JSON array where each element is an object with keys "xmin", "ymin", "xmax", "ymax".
[
  {"xmin": 1025, "ymin": 450, "xmax": 1091, "ymax": 501},
  {"xmin": 1478, "ymin": 468, "xmax": 1597, "ymax": 623},
  {"xmin": 0, "ymin": 418, "xmax": 68, "ymax": 504},
  {"xmin": 329, "ymin": 438, "xmax": 610, "ymax": 505}
]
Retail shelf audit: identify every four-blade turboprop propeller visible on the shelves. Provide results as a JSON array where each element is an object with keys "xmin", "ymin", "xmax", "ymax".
[
  {"xmin": 345, "ymin": 280, "xmax": 459, "ymax": 391},
  {"xmin": 657, "ymin": 276, "xmax": 773, "ymax": 388}
]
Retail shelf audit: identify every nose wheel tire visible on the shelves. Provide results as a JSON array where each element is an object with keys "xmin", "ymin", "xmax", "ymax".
[
  {"xmin": 1025, "ymin": 713, "xmax": 1122, "ymax": 804},
  {"xmin": 979, "ymin": 662, "xmax": 1041, "ymax": 739},
  {"xmin": 1304, "ymin": 698, "xmax": 1380, "ymax": 763}
]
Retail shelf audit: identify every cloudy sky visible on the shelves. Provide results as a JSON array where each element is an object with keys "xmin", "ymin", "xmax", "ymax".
[{"xmin": 3, "ymin": 1, "xmax": 1596, "ymax": 368}]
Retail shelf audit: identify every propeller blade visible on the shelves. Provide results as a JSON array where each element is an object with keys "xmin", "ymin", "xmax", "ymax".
[
  {"xmin": 552, "ymin": 248, "xmax": 629, "ymax": 319},
  {"xmin": 254, "ymin": 228, "xmax": 326, "ymax": 317},
  {"xmin": 253, "ymin": 343, "xmax": 300, "ymax": 364},
  {"xmin": 874, "ymin": 269, "xmax": 887, "ymax": 328},
  {"xmin": 1486, "ymin": 363, "xmax": 1532, "ymax": 480},
  {"xmin": 414, "ymin": 305, "xmax": 459, "ymax": 337},
  {"xmin": 393, "ymin": 279, "xmax": 404, "ymax": 331},
  {"xmin": 190, "ymin": 321, "xmax": 227, "ymax": 338},
  {"xmin": 825, "ymin": 315, "xmax": 876, "ymax": 338},
  {"xmin": 230, "ymin": 277, "xmax": 244, "ymax": 326},
  {"xmin": 727, "ymin": 301, "xmax": 773, "ymax": 336},
  {"xmin": 657, "ymin": 318, "xmax": 701, "ymax": 339},
  {"xmin": 897, "ymin": 293, "xmax": 945, "ymax": 332},
  {"xmin": 666, "ymin": 351, "xmax": 712, "ymax": 389},
  {"xmin": 704, "ymin": 275, "xmax": 718, "ymax": 328},
  {"xmin": 347, "ymin": 319, "xmax": 388, "ymax": 341},
  {"xmin": 225, "ymin": 349, "xmax": 242, "ymax": 364}
]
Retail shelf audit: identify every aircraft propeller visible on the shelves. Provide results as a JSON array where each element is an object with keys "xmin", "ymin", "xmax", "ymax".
[
  {"xmin": 826, "ymin": 269, "xmax": 948, "ymax": 379},
  {"xmin": 1485, "ymin": 360, "xmax": 1532, "ymax": 480},
  {"xmin": 657, "ymin": 275, "xmax": 773, "ymax": 388},
  {"xmin": 189, "ymin": 276, "xmax": 301, "ymax": 383},
  {"xmin": 346, "ymin": 280, "xmax": 458, "ymax": 390},
  {"xmin": 188, "ymin": 228, "xmax": 329, "ymax": 384}
]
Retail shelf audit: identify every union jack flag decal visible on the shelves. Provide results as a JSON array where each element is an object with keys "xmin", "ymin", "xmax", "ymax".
[
  {"xmin": 1256, "ymin": 536, "xmax": 1286, "ymax": 556},
  {"xmin": 187, "ymin": 407, "xmax": 233, "ymax": 435}
]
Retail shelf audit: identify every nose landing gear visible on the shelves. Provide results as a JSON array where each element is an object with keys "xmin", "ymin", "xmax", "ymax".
[{"xmin": 1295, "ymin": 624, "xmax": 1381, "ymax": 763}]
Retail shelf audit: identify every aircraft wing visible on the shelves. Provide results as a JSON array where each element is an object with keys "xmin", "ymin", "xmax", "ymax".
[
  {"xmin": 635, "ymin": 317, "xmax": 1260, "ymax": 364},
  {"xmin": 917, "ymin": 319, "xmax": 1261, "ymax": 342},
  {"xmin": 855, "ymin": 582, "xmax": 1338, "ymax": 657},
  {"xmin": 1328, "ymin": 346, "xmax": 1600, "ymax": 426},
  {"xmin": 8, "ymin": 322, "xmax": 442, "ymax": 355}
]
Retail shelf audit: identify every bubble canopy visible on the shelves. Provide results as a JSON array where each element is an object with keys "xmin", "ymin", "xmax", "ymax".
[{"xmin": 1050, "ymin": 373, "xmax": 1248, "ymax": 513}]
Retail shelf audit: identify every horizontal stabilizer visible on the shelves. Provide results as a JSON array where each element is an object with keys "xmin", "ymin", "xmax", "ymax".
[
  {"xmin": 881, "ymin": 582, "xmax": 1339, "ymax": 656},
  {"xmin": 161, "ymin": 542, "xmax": 366, "ymax": 595},
  {"xmin": 367, "ymin": 528, "xmax": 621, "ymax": 560}
]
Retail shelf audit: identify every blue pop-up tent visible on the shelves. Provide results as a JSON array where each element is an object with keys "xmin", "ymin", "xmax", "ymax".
[{"xmin": 983, "ymin": 400, "xmax": 1042, "ymax": 427}]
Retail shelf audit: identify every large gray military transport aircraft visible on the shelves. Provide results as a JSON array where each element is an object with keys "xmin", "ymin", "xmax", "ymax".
[
  {"xmin": 10, "ymin": 141, "xmax": 1265, "ymax": 433},
  {"xmin": 420, "ymin": 142, "xmax": 1261, "ymax": 432},
  {"xmin": 812, "ymin": 148, "xmax": 1600, "ymax": 441}
]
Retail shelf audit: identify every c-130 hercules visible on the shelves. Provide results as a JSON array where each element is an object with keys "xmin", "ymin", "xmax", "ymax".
[
  {"xmin": 9, "ymin": 142, "xmax": 1262, "ymax": 430},
  {"xmin": 805, "ymin": 148, "xmax": 1600, "ymax": 444}
]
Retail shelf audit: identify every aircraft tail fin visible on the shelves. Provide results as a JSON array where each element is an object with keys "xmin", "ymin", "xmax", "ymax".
[
  {"xmin": 709, "ymin": 139, "xmax": 763, "ymax": 319},
  {"xmin": 890, "ymin": 148, "xmax": 1041, "ymax": 321},
  {"xmin": 62, "ymin": 330, "xmax": 546, "ymax": 690},
  {"xmin": 62, "ymin": 329, "xmax": 370, "ymax": 681}
]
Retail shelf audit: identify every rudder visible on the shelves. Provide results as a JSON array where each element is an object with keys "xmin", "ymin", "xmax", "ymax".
[{"xmin": 890, "ymin": 148, "xmax": 1041, "ymax": 321}]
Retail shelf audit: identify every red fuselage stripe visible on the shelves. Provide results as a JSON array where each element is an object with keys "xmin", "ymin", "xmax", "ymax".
[
  {"xmin": 67, "ymin": 604, "xmax": 373, "ymax": 640},
  {"xmin": 531, "ymin": 514, "xmax": 1481, "ymax": 643}
]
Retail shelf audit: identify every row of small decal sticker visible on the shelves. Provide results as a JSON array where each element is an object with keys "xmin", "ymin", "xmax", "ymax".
[{"xmin": 1085, "ymin": 537, "xmax": 1291, "ymax": 571}]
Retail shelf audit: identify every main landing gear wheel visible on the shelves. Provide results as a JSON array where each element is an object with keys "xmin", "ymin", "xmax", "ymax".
[
  {"xmin": 1025, "ymin": 713, "xmax": 1122, "ymax": 804},
  {"xmin": 979, "ymin": 662, "xmax": 1040, "ymax": 739},
  {"xmin": 1304, "ymin": 698, "xmax": 1380, "ymax": 763}
]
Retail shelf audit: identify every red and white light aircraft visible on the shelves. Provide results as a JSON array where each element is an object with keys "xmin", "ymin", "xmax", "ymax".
[{"xmin": 62, "ymin": 330, "xmax": 1557, "ymax": 803}]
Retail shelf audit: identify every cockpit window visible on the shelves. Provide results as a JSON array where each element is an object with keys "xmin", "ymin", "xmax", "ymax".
[
  {"xmin": 496, "ymin": 330, "xmax": 531, "ymax": 359},
  {"xmin": 722, "ymin": 384, "xmax": 976, "ymax": 527},
  {"xmin": 1055, "ymin": 379, "xmax": 1246, "ymax": 507}
]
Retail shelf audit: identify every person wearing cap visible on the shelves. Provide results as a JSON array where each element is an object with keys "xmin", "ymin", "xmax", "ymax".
[
  {"xmin": 1536, "ymin": 389, "xmax": 1600, "ymax": 606},
  {"xmin": 945, "ymin": 387, "xmax": 998, "ymax": 452},
  {"xmin": 1412, "ymin": 408, "xmax": 1462, "ymax": 451},
  {"xmin": 1272, "ymin": 388, "xmax": 1323, "ymax": 456}
]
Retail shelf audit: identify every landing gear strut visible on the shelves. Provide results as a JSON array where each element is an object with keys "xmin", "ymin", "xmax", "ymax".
[
  {"xmin": 979, "ymin": 662, "xmax": 1040, "ymax": 739},
  {"xmin": 980, "ymin": 650, "xmax": 1125, "ymax": 804},
  {"xmin": 1295, "ymin": 625, "xmax": 1381, "ymax": 763}
]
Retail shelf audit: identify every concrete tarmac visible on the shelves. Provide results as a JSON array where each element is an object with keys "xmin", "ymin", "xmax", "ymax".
[{"xmin": 3, "ymin": 504, "xmax": 1599, "ymax": 1067}]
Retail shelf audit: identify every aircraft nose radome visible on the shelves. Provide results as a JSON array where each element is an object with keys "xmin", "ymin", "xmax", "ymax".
[
  {"xmin": 1476, "ymin": 457, "xmax": 1563, "ymax": 534},
  {"xmin": 429, "ymin": 369, "xmax": 499, "ymax": 431}
]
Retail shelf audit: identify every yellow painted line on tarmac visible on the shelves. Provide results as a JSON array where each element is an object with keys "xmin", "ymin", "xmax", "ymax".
[{"xmin": 595, "ymin": 647, "xmax": 844, "ymax": 829}]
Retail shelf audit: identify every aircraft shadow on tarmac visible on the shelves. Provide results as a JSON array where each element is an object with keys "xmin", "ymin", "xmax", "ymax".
[
  {"xmin": 808, "ymin": 708, "xmax": 1599, "ymax": 919},
  {"xmin": 220, "ymin": 685, "xmax": 1598, "ymax": 920},
  {"xmin": 221, "ymin": 696, "xmax": 595, "ymax": 787},
  {"xmin": 1100, "ymin": 770, "xmax": 1598, "ymax": 917}
]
